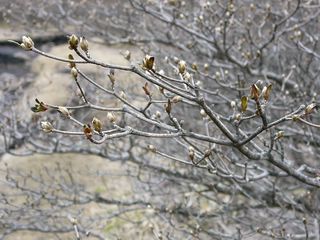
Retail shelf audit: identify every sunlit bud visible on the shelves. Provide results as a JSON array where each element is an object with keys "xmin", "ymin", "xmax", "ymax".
[
  {"xmin": 40, "ymin": 121, "xmax": 53, "ymax": 133},
  {"xmin": 158, "ymin": 69, "xmax": 165, "ymax": 75},
  {"xmin": 178, "ymin": 60, "xmax": 186, "ymax": 74},
  {"xmin": 230, "ymin": 101, "xmax": 236, "ymax": 108},
  {"xmin": 188, "ymin": 146, "xmax": 195, "ymax": 161},
  {"xmin": 107, "ymin": 112, "xmax": 116, "ymax": 123},
  {"xmin": 155, "ymin": 111, "xmax": 161, "ymax": 118},
  {"xmin": 92, "ymin": 117, "xmax": 102, "ymax": 133},
  {"xmin": 143, "ymin": 55, "xmax": 155, "ymax": 70},
  {"xmin": 69, "ymin": 217, "xmax": 78, "ymax": 225},
  {"xmin": 275, "ymin": 131, "xmax": 284, "ymax": 141},
  {"xmin": 80, "ymin": 37, "xmax": 89, "ymax": 52},
  {"xmin": 124, "ymin": 50, "xmax": 131, "ymax": 60},
  {"xmin": 119, "ymin": 91, "xmax": 126, "ymax": 99},
  {"xmin": 21, "ymin": 36, "xmax": 34, "ymax": 50},
  {"xmin": 305, "ymin": 103, "xmax": 317, "ymax": 115},
  {"xmin": 58, "ymin": 106, "xmax": 70, "ymax": 118},
  {"xmin": 195, "ymin": 81, "xmax": 201, "ymax": 87},
  {"xmin": 235, "ymin": 113, "xmax": 241, "ymax": 121},
  {"xmin": 204, "ymin": 63, "xmax": 209, "ymax": 72},
  {"xmin": 215, "ymin": 71, "xmax": 221, "ymax": 79},
  {"xmin": 148, "ymin": 144, "xmax": 156, "ymax": 152},
  {"xmin": 173, "ymin": 57, "xmax": 180, "ymax": 64},
  {"xmin": 200, "ymin": 109, "xmax": 207, "ymax": 117},
  {"xmin": 71, "ymin": 67, "xmax": 78, "ymax": 78},
  {"xmin": 68, "ymin": 34, "xmax": 79, "ymax": 50},
  {"xmin": 171, "ymin": 95, "xmax": 182, "ymax": 103}
]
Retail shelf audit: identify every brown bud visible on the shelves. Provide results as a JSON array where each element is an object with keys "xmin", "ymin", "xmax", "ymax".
[
  {"xmin": 250, "ymin": 84, "xmax": 260, "ymax": 100},
  {"xmin": 142, "ymin": 82, "xmax": 151, "ymax": 96},
  {"xmin": 83, "ymin": 124, "xmax": 93, "ymax": 139},
  {"xmin": 262, "ymin": 84, "xmax": 272, "ymax": 101},
  {"xmin": 108, "ymin": 69, "xmax": 115, "ymax": 86},
  {"xmin": 165, "ymin": 99, "xmax": 172, "ymax": 114},
  {"xmin": 143, "ymin": 55, "xmax": 155, "ymax": 70}
]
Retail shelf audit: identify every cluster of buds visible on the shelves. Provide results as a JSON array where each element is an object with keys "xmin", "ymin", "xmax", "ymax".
[
  {"xmin": 31, "ymin": 99, "xmax": 48, "ymax": 113},
  {"xmin": 20, "ymin": 36, "xmax": 34, "ymax": 50},
  {"xmin": 250, "ymin": 83, "xmax": 272, "ymax": 102}
]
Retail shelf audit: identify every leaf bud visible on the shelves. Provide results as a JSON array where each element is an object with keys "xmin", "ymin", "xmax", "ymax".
[
  {"xmin": 58, "ymin": 106, "xmax": 70, "ymax": 118},
  {"xmin": 21, "ymin": 36, "xmax": 34, "ymax": 50},
  {"xmin": 40, "ymin": 121, "xmax": 53, "ymax": 133},
  {"xmin": 71, "ymin": 67, "xmax": 78, "ymax": 78},
  {"xmin": 107, "ymin": 112, "xmax": 116, "ymax": 123},
  {"xmin": 68, "ymin": 34, "xmax": 79, "ymax": 50},
  {"xmin": 178, "ymin": 60, "xmax": 186, "ymax": 74},
  {"xmin": 143, "ymin": 55, "xmax": 155, "ymax": 70},
  {"xmin": 148, "ymin": 144, "xmax": 156, "ymax": 152},
  {"xmin": 92, "ymin": 117, "xmax": 102, "ymax": 133},
  {"xmin": 80, "ymin": 36, "xmax": 89, "ymax": 52}
]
